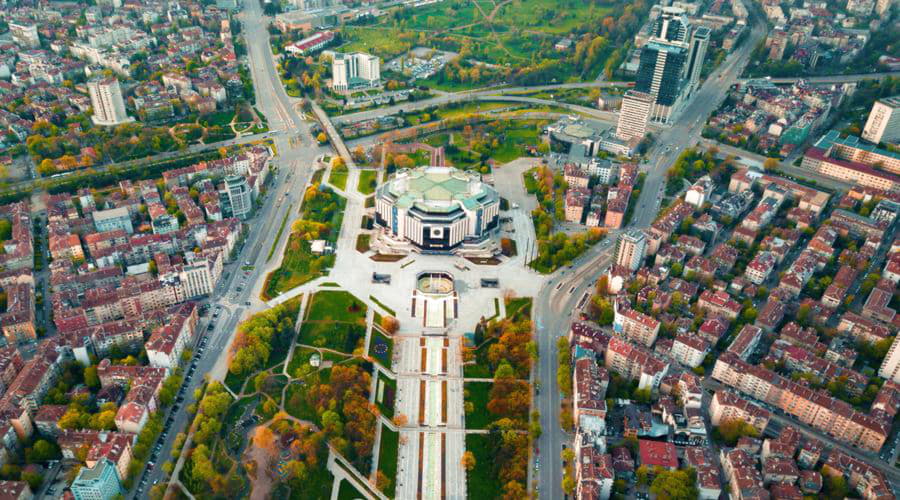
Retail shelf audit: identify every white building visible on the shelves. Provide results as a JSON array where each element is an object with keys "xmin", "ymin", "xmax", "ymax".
[
  {"xmin": 92, "ymin": 207, "xmax": 134, "ymax": 234},
  {"xmin": 9, "ymin": 21, "xmax": 40, "ymax": 48},
  {"xmin": 146, "ymin": 307, "xmax": 196, "ymax": 371},
  {"xmin": 587, "ymin": 159, "xmax": 618, "ymax": 184},
  {"xmin": 179, "ymin": 253, "xmax": 222, "ymax": 299},
  {"xmin": 878, "ymin": 336, "xmax": 900, "ymax": 383},
  {"xmin": 88, "ymin": 78, "xmax": 134, "ymax": 126},
  {"xmin": 332, "ymin": 52, "xmax": 380, "ymax": 93},
  {"xmin": 671, "ymin": 333, "xmax": 710, "ymax": 368},
  {"xmin": 862, "ymin": 96, "xmax": 900, "ymax": 145},
  {"xmin": 685, "ymin": 175, "xmax": 714, "ymax": 207},
  {"xmin": 375, "ymin": 166, "xmax": 500, "ymax": 252},
  {"xmin": 616, "ymin": 90, "xmax": 654, "ymax": 141},
  {"xmin": 615, "ymin": 230, "xmax": 647, "ymax": 271}
]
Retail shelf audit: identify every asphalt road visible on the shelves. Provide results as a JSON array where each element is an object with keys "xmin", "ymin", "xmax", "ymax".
[
  {"xmin": 139, "ymin": 0, "xmax": 327, "ymax": 494},
  {"xmin": 532, "ymin": 6, "xmax": 769, "ymax": 497}
]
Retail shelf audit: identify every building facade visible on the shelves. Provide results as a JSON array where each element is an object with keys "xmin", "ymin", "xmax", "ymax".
[
  {"xmin": 615, "ymin": 230, "xmax": 647, "ymax": 271},
  {"xmin": 878, "ymin": 336, "xmax": 900, "ymax": 383},
  {"xmin": 861, "ymin": 96, "xmax": 900, "ymax": 145},
  {"xmin": 616, "ymin": 90, "xmax": 654, "ymax": 141},
  {"xmin": 88, "ymin": 78, "xmax": 133, "ymax": 127},
  {"xmin": 374, "ymin": 166, "xmax": 500, "ymax": 252},
  {"xmin": 220, "ymin": 175, "xmax": 252, "ymax": 220},
  {"xmin": 332, "ymin": 52, "xmax": 380, "ymax": 92},
  {"xmin": 71, "ymin": 459, "xmax": 123, "ymax": 500}
]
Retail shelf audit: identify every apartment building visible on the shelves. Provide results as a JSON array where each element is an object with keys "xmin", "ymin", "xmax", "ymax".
[
  {"xmin": 709, "ymin": 390, "xmax": 771, "ymax": 433},
  {"xmin": 613, "ymin": 302, "xmax": 660, "ymax": 347}
]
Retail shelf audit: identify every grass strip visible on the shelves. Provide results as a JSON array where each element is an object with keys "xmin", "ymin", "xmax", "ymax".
[{"xmin": 266, "ymin": 204, "xmax": 293, "ymax": 262}]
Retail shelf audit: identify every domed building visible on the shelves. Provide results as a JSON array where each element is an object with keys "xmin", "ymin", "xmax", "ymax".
[{"xmin": 374, "ymin": 166, "xmax": 500, "ymax": 252}]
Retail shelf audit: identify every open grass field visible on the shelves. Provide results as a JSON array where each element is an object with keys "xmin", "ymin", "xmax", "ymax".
[
  {"xmin": 505, "ymin": 297, "xmax": 533, "ymax": 322},
  {"xmin": 305, "ymin": 290, "xmax": 368, "ymax": 323},
  {"xmin": 377, "ymin": 424, "xmax": 399, "ymax": 497},
  {"xmin": 357, "ymin": 170, "xmax": 378, "ymax": 195},
  {"xmin": 463, "ymin": 337, "xmax": 496, "ymax": 378},
  {"xmin": 329, "ymin": 164, "xmax": 349, "ymax": 191},
  {"xmin": 465, "ymin": 434, "xmax": 502, "ymax": 500},
  {"xmin": 297, "ymin": 290, "xmax": 368, "ymax": 353},
  {"xmin": 463, "ymin": 381, "xmax": 493, "ymax": 429}
]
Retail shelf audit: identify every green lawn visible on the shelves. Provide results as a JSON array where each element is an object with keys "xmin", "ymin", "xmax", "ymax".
[
  {"xmin": 337, "ymin": 479, "xmax": 367, "ymax": 500},
  {"xmin": 305, "ymin": 290, "xmax": 368, "ymax": 323},
  {"xmin": 356, "ymin": 234, "xmax": 370, "ymax": 253},
  {"xmin": 368, "ymin": 330, "xmax": 394, "ymax": 368},
  {"xmin": 357, "ymin": 170, "xmax": 378, "ymax": 195},
  {"xmin": 297, "ymin": 290, "xmax": 368, "ymax": 353},
  {"xmin": 463, "ymin": 338, "xmax": 496, "ymax": 379},
  {"xmin": 466, "ymin": 434, "xmax": 502, "ymax": 500},
  {"xmin": 298, "ymin": 321, "xmax": 366, "ymax": 353},
  {"xmin": 374, "ymin": 369, "xmax": 397, "ymax": 419},
  {"xmin": 505, "ymin": 298, "xmax": 533, "ymax": 322},
  {"xmin": 262, "ymin": 188, "xmax": 345, "ymax": 300},
  {"xmin": 377, "ymin": 424, "xmax": 399, "ymax": 498},
  {"xmin": 369, "ymin": 295, "xmax": 396, "ymax": 316},
  {"xmin": 463, "ymin": 381, "xmax": 493, "ymax": 429},
  {"xmin": 290, "ymin": 464, "xmax": 334, "ymax": 500},
  {"xmin": 329, "ymin": 164, "xmax": 349, "ymax": 191}
]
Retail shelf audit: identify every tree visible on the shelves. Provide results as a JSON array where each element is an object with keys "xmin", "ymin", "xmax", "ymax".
[
  {"xmin": 561, "ymin": 473, "xmax": 576, "ymax": 494},
  {"xmin": 650, "ymin": 468, "xmax": 698, "ymax": 500},
  {"xmin": 823, "ymin": 473, "xmax": 848, "ymax": 500},
  {"xmin": 25, "ymin": 440, "xmax": 60, "ymax": 462},
  {"xmin": 316, "ymin": 132, "xmax": 327, "ymax": 144},
  {"xmin": 83, "ymin": 365, "xmax": 100, "ymax": 389},
  {"xmin": 252, "ymin": 426, "xmax": 278, "ymax": 466},
  {"xmin": 502, "ymin": 481, "xmax": 527, "ymax": 500},
  {"xmin": 380, "ymin": 315, "xmax": 400, "ymax": 334},
  {"xmin": 714, "ymin": 418, "xmax": 759, "ymax": 446},
  {"xmin": 636, "ymin": 465, "xmax": 650, "ymax": 486},
  {"xmin": 461, "ymin": 451, "xmax": 476, "ymax": 471}
]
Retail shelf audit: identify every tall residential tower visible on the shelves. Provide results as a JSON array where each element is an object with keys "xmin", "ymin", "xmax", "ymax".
[{"xmin": 88, "ymin": 78, "xmax": 133, "ymax": 126}]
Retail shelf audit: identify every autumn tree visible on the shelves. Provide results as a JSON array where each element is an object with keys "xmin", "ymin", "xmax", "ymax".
[
  {"xmin": 714, "ymin": 418, "xmax": 759, "ymax": 446},
  {"xmin": 461, "ymin": 451, "xmax": 476, "ymax": 471},
  {"xmin": 650, "ymin": 468, "xmax": 698, "ymax": 500},
  {"xmin": 380, "ymin": 315, "xmax": 400, "ymax": 334}
]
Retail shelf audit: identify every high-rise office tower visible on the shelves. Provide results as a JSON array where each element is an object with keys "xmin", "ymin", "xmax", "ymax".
[
  {"xmin": 88, "ymin": 78, "xmax": 133, "ymax": 126},
  {"xmin": 634, "ymin": 6, "xmax": 709, "ymax": 123},
  {"xmin": 862, "ymin": 96, "xmax": 900, "ymax": 145},
  {"xmin": 686, "ymin": 26, "xmax": 711, "ymax": 94},
  {"xmin": 221, "ymin": 175, "xmax": 253, "ymax": 220},
  {"xmin": 653, "ymin": 6, "xmax": 690, "ymax": 43},
  {"xmin": 616, "ymin": 90, "xmax": 654, "ymax": 141},
  {"xmin": 615, "ymin": 230, "xmax": 647, "ymax": 272},
  {"xmin": 635, "ymin": 41, "xmax": 688, "ymax": 121}
]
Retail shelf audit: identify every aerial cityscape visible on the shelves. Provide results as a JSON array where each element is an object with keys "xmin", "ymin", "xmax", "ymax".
[{"xmin": 0, "ymin": 0, "xmax": 894, "ymax": 499}]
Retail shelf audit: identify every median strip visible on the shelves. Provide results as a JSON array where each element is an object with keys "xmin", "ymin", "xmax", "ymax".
[{"xmin": 266, "ymin": 204, "xmax": 293, "ymax": 263}]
